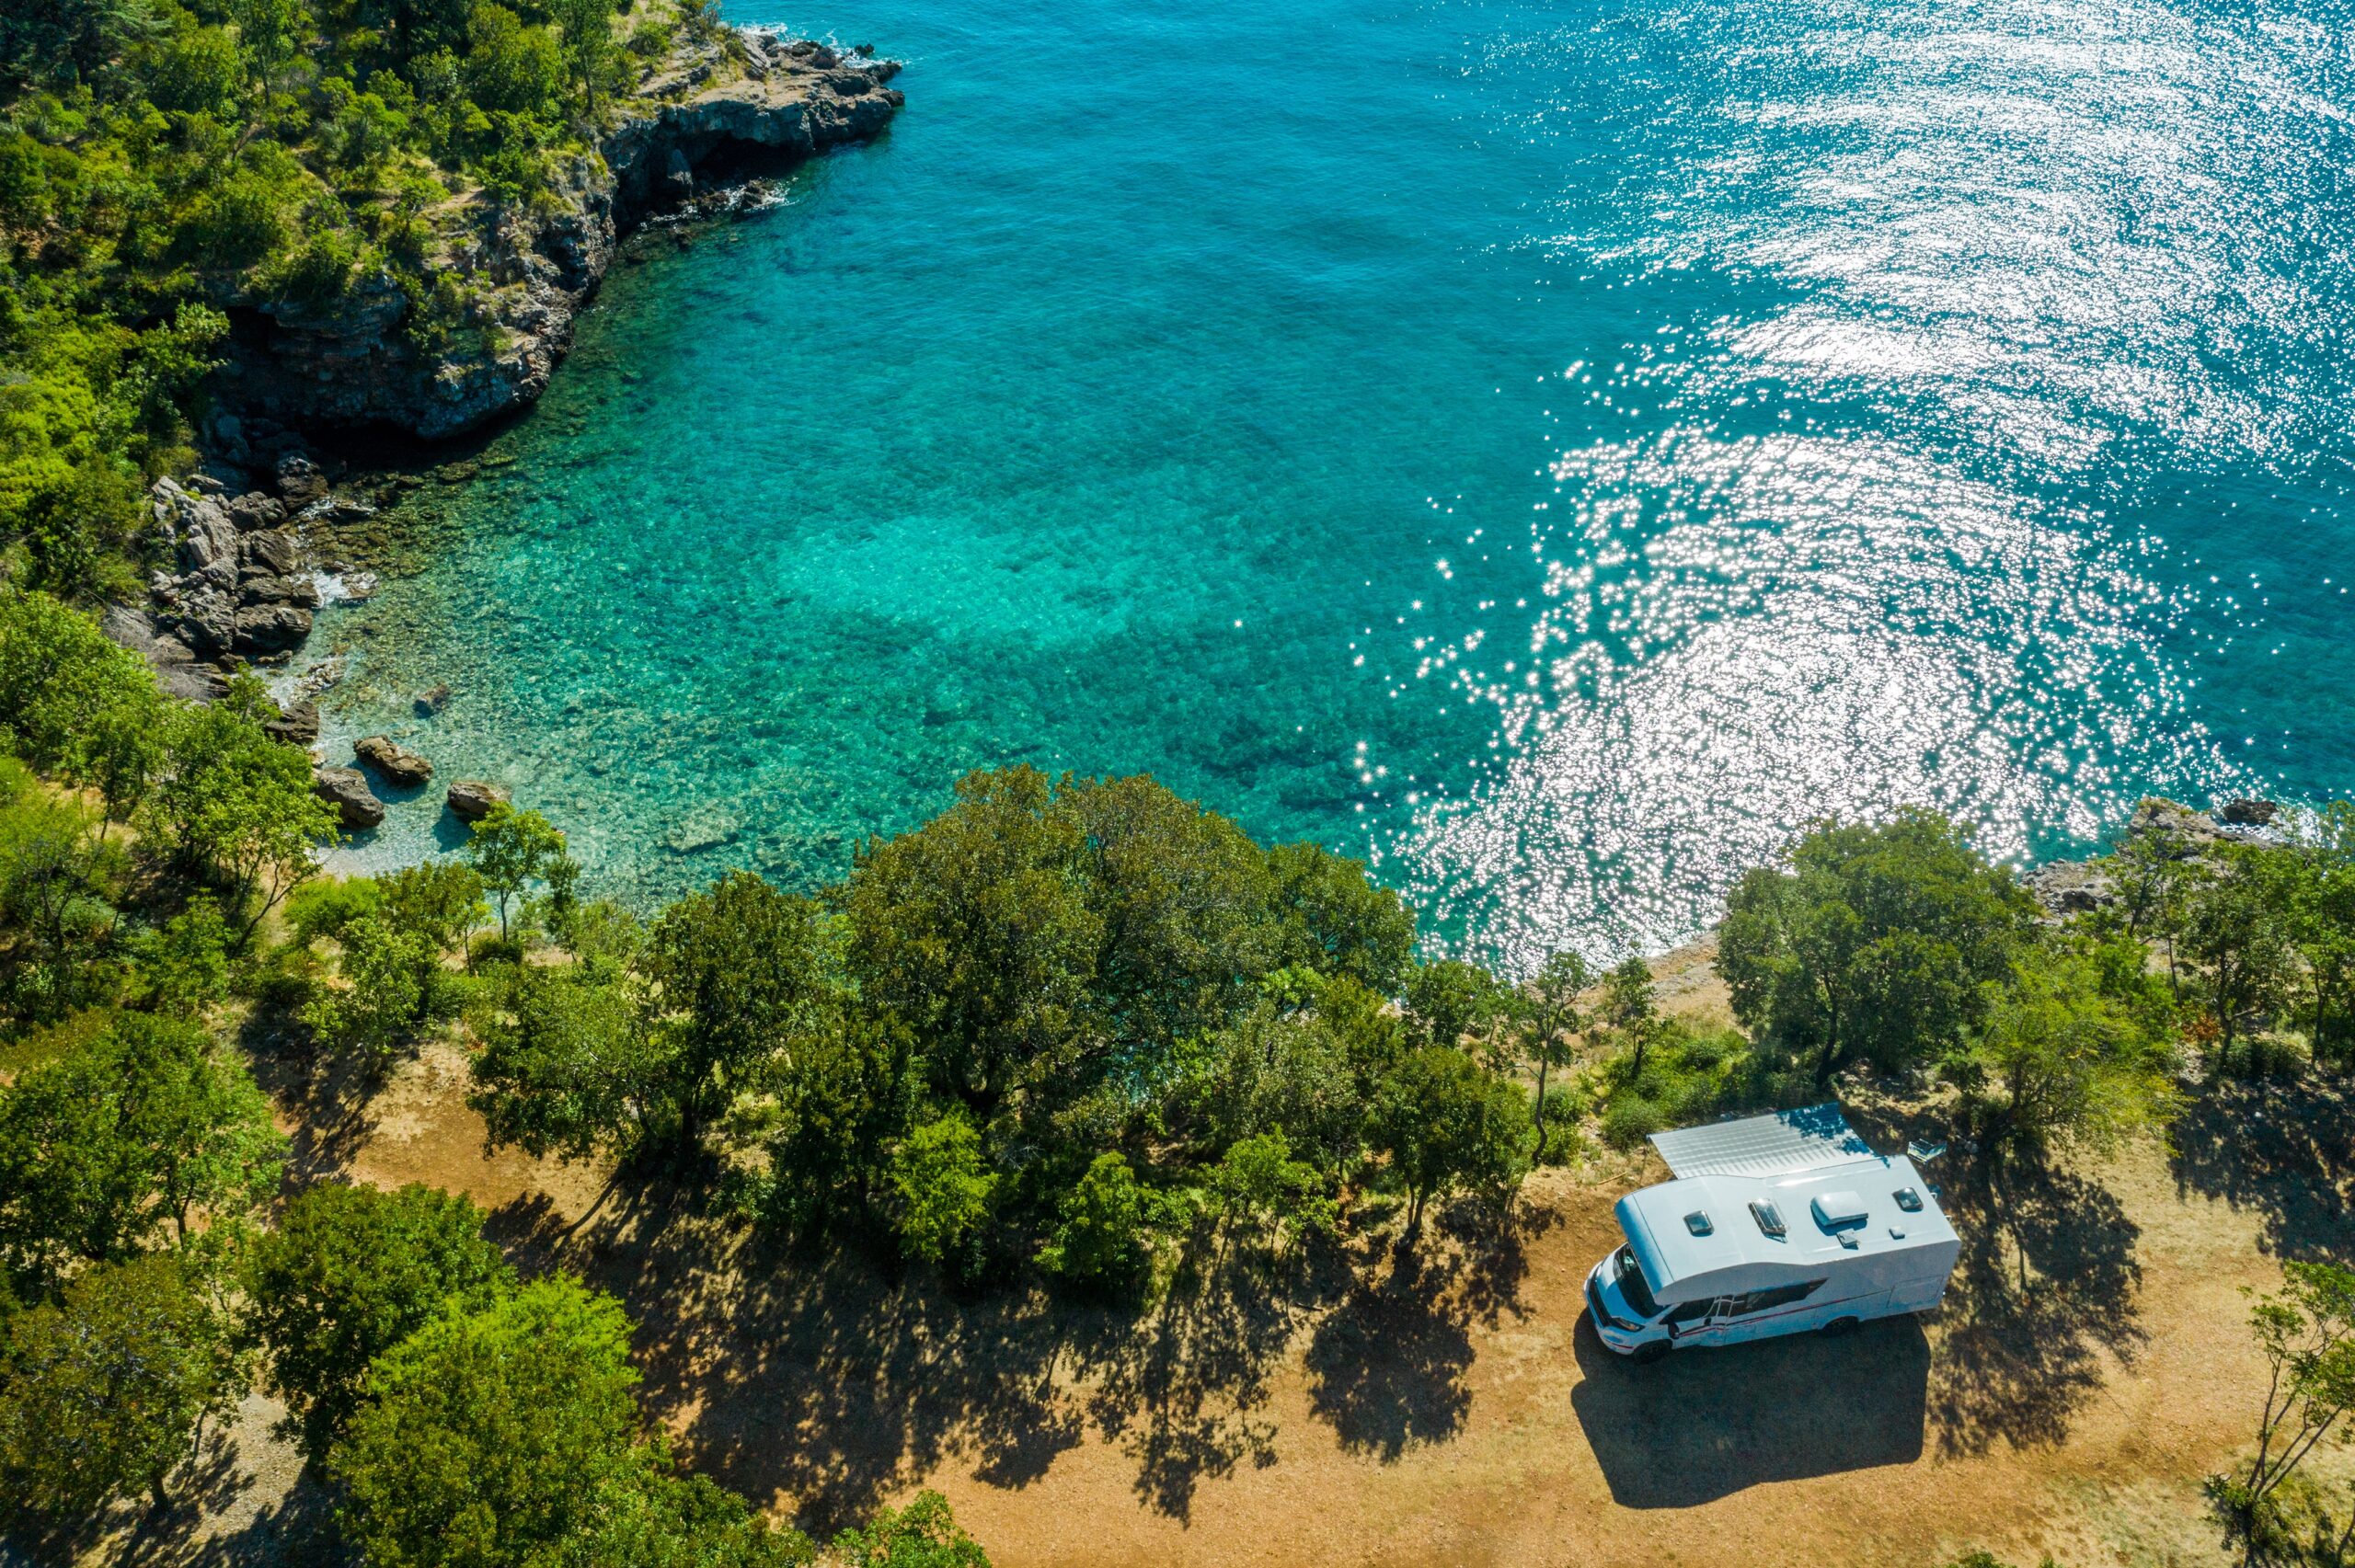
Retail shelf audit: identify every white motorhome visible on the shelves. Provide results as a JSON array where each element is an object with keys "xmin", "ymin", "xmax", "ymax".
[{"xmin": 1585, "ymin": 1104, "xmax": 1959, "ymax": 1362}]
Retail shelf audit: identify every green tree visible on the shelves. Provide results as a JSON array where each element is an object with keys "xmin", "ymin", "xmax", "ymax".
[
  {"xmin": 1596, "ymin": 954, "xmax": 1663, "ymax": 1076},
  {"xmin": 132, "ymin": 893, "xmax": 233, "ymax": 1015},
  {"xmin": 546, "ymin": 0, "xmax": 618, "ymax": 112},
  {"xmin": 830, "ymin": 1491, "xmax": 991, "ymax": 1568},
  {"xmin": 142, "ymin": 687, "xmax": 339, "ymax": 945},
  {"xmin": 1037, "ymin": 1151, "xmax": 1152, "ymax": 1293},
  {"xmin": 1264, "ymin": 840, "xmax": 1415, "ymax": 990},
  {"xmin": 0, "ymin": 590, "xmax": 156, "ymax": 773},
  {"xmin": 302, "ymin": 912, "xmax": 435, "ymax": 1069},
  {"xmin": 0, "ymin": 1253, "xmax": 241, "ymax": 1518},
  {"xmin": 1372, "ymin": 1046, "xmax": 1532, "ymax": 1238},
  {"xmin": 888, "ymin": 1112, "xmax": 996, "ymax": 1267},
  {"xmin": 0, "ymin": 1013, "xmax": 284, "ymax": 1292},
  {"xmin": 643, "ymin": 870, "xmax": 841, "ymax": 1152},
  {"xmin": 842, "ymin": 767, "xmax": 1099, "ymax": 1121},
  {"xmin": 569, "ymin": 1471, "xmax": 815, "ymax": 1568},
  {"xmin": 471, "ymin": 965, "xmax": 657, "ymax": 1162},
  {"xmin": 1517, "ymin": 950, "xmax": 1589, "ymax": 1151},
  {"xmin": 1947, "ymin": 948, "xmax": 2182, "ymax": 1178},
  {"xmin": 2180, "ymin": 843, "xmax": 2299, "ymax": 1062},
  {"xmin": 2289, "ymin": 803, "xmax": 2355, "ymax": 1065},
  {"xmin": 1208, "ymin": 1129, "xmax": 1331, "ymax": 1260},
  {"xmin": 763, "ymin": 1002, "xmax": 913, "ymax": 1232},
  {"xmin": 1178, "ymin": 997, "xmax": 1365, "ymax": 1175},
  {"xmin": 0, "ymin": 777, "xmax": 125, "ymax": 1022},
  {"xmin": 463, "ymin": 802, "xmax": 573, "ymax": 942},
  {"xmin": 1719, "ymin": 809, "xmax": 2035, "ymax": 1084},
  {"xmin": 330, "ymin": 1276, "xmax": 654, "ymax": 1568},
  {"xmin": 1403, "ymin": 958, "xmax": 1512, "ymax": 1057},
  {"xmin": 461, "ymin": 4, "xmax": 563, "ymax": 118},
  {"xmin": 244, "ymin": 1181, "xmax": 513, "ymax": 1463},
  {"xmin": 2208, "ymin": 1262, "xmax": 2355, "ymax": 1567}
]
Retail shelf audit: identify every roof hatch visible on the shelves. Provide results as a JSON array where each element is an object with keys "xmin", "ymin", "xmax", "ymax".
[{"xmin": 1811, "ymin": 1191, "xmax": 1869, "ymax": 1230}]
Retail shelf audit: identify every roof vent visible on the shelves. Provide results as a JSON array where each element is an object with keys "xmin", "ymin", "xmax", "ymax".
[
  {"xmin": 1683, "ymin": 1210, "xmax": 1714, "ymax": 1236},
  {"xmin": 1749, "ymin": 1200, "xmax": 1786, "ymax": 1238},
  {"xmin": 1893, "ymin": 1186, "xmax": 1924, "ymax": 1213},
  {"xmin": 1811, "ymin": 1191, "xmax": 1869, "ymax": 1230}
]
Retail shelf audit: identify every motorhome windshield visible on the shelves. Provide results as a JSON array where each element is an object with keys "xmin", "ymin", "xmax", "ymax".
[{"xmin": 1614, "ymin": 1246, "xmax": 1661, "ymax": 1318}]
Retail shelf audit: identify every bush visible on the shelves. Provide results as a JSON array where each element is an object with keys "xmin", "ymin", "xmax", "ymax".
[
  {"xmin": 1600, "ymin": 1094, "xmax": 1664, "ymax": 1150},
  {"xmin": 831, "ymin": 1491, "xmax": 991, "ymax": 1568},
  {"xmin": 889, "ymin": 1114, "xmax": 997, "ymax": 1270},
  {"xmin": 1038, "ymin": 1152, "xmax": 1152, "ymax": 1294}
]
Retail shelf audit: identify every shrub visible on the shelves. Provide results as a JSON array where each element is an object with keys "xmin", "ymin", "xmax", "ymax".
[
  {"xmin": 889, "ymin": 1113, "xmax": 996, "ymax": 1268},
  {"xmin": 1038, "ymin": 1152, "xmax": 1152, "ymax": 1293}
]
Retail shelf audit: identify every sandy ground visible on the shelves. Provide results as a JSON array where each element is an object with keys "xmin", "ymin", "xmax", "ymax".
[{"xmin": 72, "ymin": 942, "xmax": 2355, "ymax": 1568}]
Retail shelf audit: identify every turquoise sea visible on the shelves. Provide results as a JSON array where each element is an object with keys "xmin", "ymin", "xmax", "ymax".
[{"xmin": 317, "ymin": 0, "xmax": 2355, "ymax": 971}]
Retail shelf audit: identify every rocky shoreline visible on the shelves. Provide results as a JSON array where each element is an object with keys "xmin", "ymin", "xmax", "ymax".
[
  {"xmin": 215, "ymin": 29, "xmax": 903, "ymax": 441},
  {"xmin": 102, "ymin": 24, "xmax": 903, "ymax": 828}
]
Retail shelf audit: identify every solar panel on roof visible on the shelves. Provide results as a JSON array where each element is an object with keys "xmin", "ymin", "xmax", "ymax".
[{"xmin": 1648, "ymin": 1104, "xmax": 1876, "ymax": 1178}]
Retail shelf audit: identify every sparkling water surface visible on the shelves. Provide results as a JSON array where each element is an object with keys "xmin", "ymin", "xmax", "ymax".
[{"xmin": 317, "ymin": 0, "xmax": 2355, "ymax": 971}]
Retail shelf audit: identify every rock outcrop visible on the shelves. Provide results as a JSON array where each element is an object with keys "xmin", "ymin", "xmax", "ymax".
[
  {"xmin": 216, "ymin": 32, "xmax": 904, "ymax": 440},
  {"xmin": 356, "ymin": 735, "xmax": 434, "ymax": 788},
  {"xmin": 313, "ymin": 766, "xmax": 385, "ymax": 830}
]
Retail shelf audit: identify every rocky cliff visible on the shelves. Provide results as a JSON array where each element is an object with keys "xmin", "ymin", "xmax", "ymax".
[{"xmin": 210, "ymin": 31, "xmax": 902, "ymax": 443}]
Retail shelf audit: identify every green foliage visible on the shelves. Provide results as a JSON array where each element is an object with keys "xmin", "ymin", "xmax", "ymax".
[
  {"xmin": 1208, "ymin": 1128, "xmax": 1332, "ymax": 1257},
  {"xmin": 1719, "ymin": 808, "xmax": 2034, "ymax": 1084},
  {"xmin": 0, "ymin": 1253, "xmax": 240, "ymax": 1520},
  {"xmin": 0, "ymin": 1011, "xmax": 283, "ymax": 1294},
  {"xmin": 1371, "ymin": 1045, "xmax": 1531, "ymax": 1234},
  {"xmin": 888, "ymin": 1112, "xmax": 996, "ymax": 1268},
  {"xmin": 761, "ymin": 1002, "xmax": 912, "ymax": 1231},
  {"xmin": 2209, "ymin": 1261, "xmax": 2355, "ymax": 1565},
  {"xmin": 132, "ymin": 893, "xmax": 231, "ymax": 1014},
  {"xmin": 470, "ymin": 963, "xmax": 653, "ymax": 1161},
  {"xmin": 2179, "ymin": 842, "xmax": 2300, "ymax": 1060},
  {"xmin": 464, "ymin": 801, "xmax": 573, "ymax": 940},
  {"xmin": 0, "ymin": 776, "xmax": 125, "ymax": 1022},
  {"xmin": 829, "ymin": 1491, "xmax": 991, "ymax": 1568},
  {"xmin": 302, "ymin": 911, "xmax": 437, "ymax": 1067},
  {"xmin": 243, "ymin": 1180, "xmax": 512, "ymax": 1462},
  {"xmin": 329, "ymin": 1275, "xmax": 653, "ymax": 1568},
  {"xmin": 1263, "ymin": 840, "xmax": 1415, "ymax": 990},
  {"xmin": 1037, "ymin": 1151, "xmax": 1152, "ymax": 1293},
  {"xmin": 1175, "ymin": 996, "xmax": 1366, "ymax": 1174},
  {"xmin": 643, "ymin": 870, "xmax": 840, "ymax": 1150},
  {"xmin": 140, "ymin": 686, "xmax": 339, "ymax": 942},
  {"xmin": 1942, "ymin": 944, "xmax": 2182, "ymax": 1170},
  {"xmin": 1403, "ymin": 957, "xmax": 1511, "ymax": 1056}
]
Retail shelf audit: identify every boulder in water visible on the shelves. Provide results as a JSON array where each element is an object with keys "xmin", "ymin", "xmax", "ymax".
[
  {"xmin": 312, "ymin": 766, "xmax": 385, "ymax": 830},
  {"xmin": 445, "ymin": 780, "xmax": 511, "ymax": 822},
  {"xmin": 355, "ymin": 735, "xmax": 434, "ymax": 788}
]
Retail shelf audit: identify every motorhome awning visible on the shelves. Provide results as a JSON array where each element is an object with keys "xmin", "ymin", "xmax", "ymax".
[{"xmin": 1648, "ymin": 1104, "xmax": 1875, "ymax": 1179}]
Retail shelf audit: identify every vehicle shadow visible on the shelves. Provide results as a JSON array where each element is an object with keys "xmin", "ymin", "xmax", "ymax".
[{"xmin": 1569, "ymin": 1311, "xmax": 1930, "ymax": 1506}]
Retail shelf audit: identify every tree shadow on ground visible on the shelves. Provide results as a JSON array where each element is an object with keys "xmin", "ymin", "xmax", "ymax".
[
  {"xmin": 1302, "ymin": 1196, "xmax": 1548, "ymax": 1462},
  {"xmin": 63, "ymin": 1407, "xmax": 345, "ymax": 1568},
  {"xmin": 486, "ymin": 1178, "xmax": 1345, "ymax": 1532},
  {"xmin": 2169, "ymin": 1075, "xmax": 2355, "ymax": 1267},
  {"xmin": 1570, "ymin": 1311, "xmax": 1929, "ymax": 1505},
  {"xmin": 1927, "ymin": 1154, "xmax": 2145, "ymax": 1459},
  {"xmin": 239, "ymin": 1010, "xmax": 379, "ymax": 1185}
]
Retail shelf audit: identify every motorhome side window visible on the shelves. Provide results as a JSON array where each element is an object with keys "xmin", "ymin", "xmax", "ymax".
[
  {"xmin": 1664, "ymin": 1299, "xmax": 1713, "ymax": 1325},
  {"xmin": 1732, "ymin": 1279, "xmax": 1827, "ymax": 1316}
]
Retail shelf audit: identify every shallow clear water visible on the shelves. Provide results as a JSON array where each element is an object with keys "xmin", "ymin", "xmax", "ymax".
[{"xmin": 317, "ymin": 0, "xmax": 2355, "ymax": 971}]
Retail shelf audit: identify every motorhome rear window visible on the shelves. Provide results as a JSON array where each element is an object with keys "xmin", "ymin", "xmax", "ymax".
[
  {"xmin": 1893, "ymin": 1186, "xmax": 1924, "ymax": 1212},
  {"xmin": 1749, "ymin": 1200, "xmax": 1786, "ymax": 1238}
]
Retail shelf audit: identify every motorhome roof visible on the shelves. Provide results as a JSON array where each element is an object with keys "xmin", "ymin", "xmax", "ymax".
[{"xmin": 1615, "ymin": 1120, "xmax": 1958, "ymax": 1302}]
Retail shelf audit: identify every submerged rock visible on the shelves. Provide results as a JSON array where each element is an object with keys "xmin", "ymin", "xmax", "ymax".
[
  {"xmin": 445, "ymin": 780, "xmax": 511, "ymax": 822},
  {"xmin": 355, "ymin": 735, "xmax": 434, "ymax": 788},
  {"xmin": 313, "ymin": 766, "xmax": 385, "ymax": 830},
  {"xmin": 2220, "ymin": 797, "xmax": 2280, "ymax": 828},
  {"xmin": 415, "ymin": 682, "xmax": 453, "ymax": 715}
]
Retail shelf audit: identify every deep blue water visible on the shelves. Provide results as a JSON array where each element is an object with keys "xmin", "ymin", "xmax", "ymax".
[{"xmin": 316, "ymin": 0, "xmax": 2355, "ymax": 971}]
